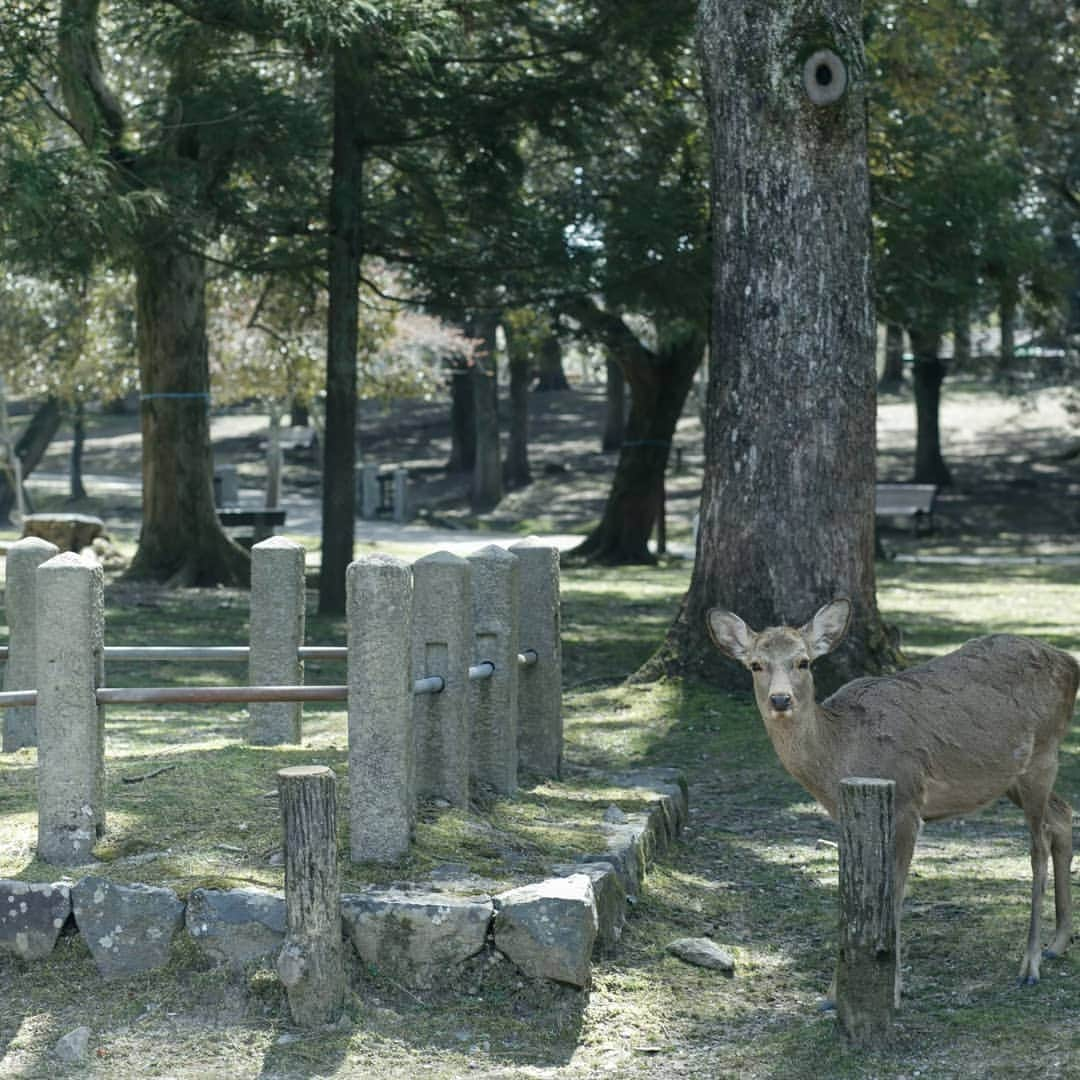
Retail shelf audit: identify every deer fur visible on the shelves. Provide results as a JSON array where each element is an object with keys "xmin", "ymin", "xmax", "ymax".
[{"xmin": 707, "ymin": 598, "xmax": 1077, "ymax": 992}]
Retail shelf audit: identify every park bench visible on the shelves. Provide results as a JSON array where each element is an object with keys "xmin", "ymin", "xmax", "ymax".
[
  {"xmin": 874, "ymin": 483, "xmax": 938, "ymax": 535},
  {"xmin": 217, "ymin": 507, "xmax": 287, "ymax": 545}
]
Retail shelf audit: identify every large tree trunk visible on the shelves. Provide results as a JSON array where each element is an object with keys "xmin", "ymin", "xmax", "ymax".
[
  {"xmin": 601, "ymin": 355, "xmax": 626, "ymax": 451},
  {"xmin": 910, "ymin": 330, "xmax": 952, "ymax": 486},
  {"xmin": 470, "ymin": 314, "xmax": 502, "ymax": 512},
  {"xmin": 650, "ymin": 0, "xmax": 899, "ymax": 692},
  {"xmin": 533, "ymin": 330, "xmax": 569, "ymax": 391},
  {"xmin": 446, "ymin": 355, "xmax": 476, "ymax": 473},
  {"xmin": 318, "ymin": 47, "xmax": 365, "ymax": 615},
  {"xmin": 0, "ymin": 396, "xmax": 63, "ymax": 520},
  {"xmin": 502, "ymin": 319, "xmax": 531, "ymax": 490},
  {"xmin": 127, "ymin": 240, "xmax": 249, "ymax": 586},
  {"xmin": 567, "ymin": 303, "xmax": 703, "ymax": 564},
  {"xmin": 877, "ymin": 324, "xmax": 905, "ymax": 393}
]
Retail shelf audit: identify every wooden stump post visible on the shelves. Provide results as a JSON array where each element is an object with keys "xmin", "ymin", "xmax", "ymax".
[
  {"xmin": 836, "ymin": 777, "xmax": 898, "ymax": 1047},
  {"xmin": 276, "ymin": 766, "xmax": 345, "ymax": 1027}
]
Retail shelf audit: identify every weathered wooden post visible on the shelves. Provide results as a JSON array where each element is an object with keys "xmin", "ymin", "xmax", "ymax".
[
  {"xmin": 509, "ymin": 538, "xmax": 562, "ymax": 778},
  {"xmin": 2, "ymin": 536, "xmax": 59, "ymax": 751},
  {"xmin": 467, "ymin": 545, "xmax": 520, "ymax": 794},
  {"xmin": 412, "ymin": 551, "xmax": 472, "ymax": 807},
  {"xmin": 35, "ymin": 552, "xmax": 106, "ymax": 864},
  {"xmin": 248, "ymin": 537, "xmax": 306, "ymax": 745},
  {"xmin": 276, "ymin": 765, "xmax": 345, "ymax": 1027},
  {"xmin": 347, "ymin": 554, "xmax": 414, "ymax": 862},
  {"xmin": 836, "ymin": 777, "xmax": 898, "ymax": 1046}
]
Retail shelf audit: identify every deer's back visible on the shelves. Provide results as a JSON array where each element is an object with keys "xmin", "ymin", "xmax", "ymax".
[{"xmin": 821, "ymin": 635, "xmax": 1078, "ymax": 818}]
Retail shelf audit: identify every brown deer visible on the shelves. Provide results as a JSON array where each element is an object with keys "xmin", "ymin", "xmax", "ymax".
[{"xmin": 707, "ymin": 598, "xmax": 1076, "ymax": 993}]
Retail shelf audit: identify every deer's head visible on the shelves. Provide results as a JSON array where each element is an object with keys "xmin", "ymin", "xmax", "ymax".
[{"xmin": 707, "ymin": 599, "xmax": 851, "ymax": 720}]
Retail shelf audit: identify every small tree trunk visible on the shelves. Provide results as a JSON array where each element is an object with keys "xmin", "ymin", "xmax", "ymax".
[
  {"xmin": 502, "ymin": 320, "xmax": 531, "ymax": 489},
  {"xmin": 69, "ymin": 398, "xmax": 87, "ymax": 502},
  {"xmin": 127, "ymin": 240, "xmax": 249, "ymax": 587},
  {"xmin": 910, "ymin": 330, "xmax": 951, "ymax": 486},
  {"xmin": 998, "ymin": 284, "xmax": 1017, "ymax": 379},
  {"xmin": 276, "ymin": 766, "xmax": 345, "ymax": 1028},
  {"xmin": 0, "ymin": 396, "xmax": 62, "ymax": 520},
  {"xmin": 319, "ymin": 46, "xmax": 365, "ymax": 615},
  {"xmin": 290, "ymin": 400, "xmax": 310, "ymax": 427},
  {"xmin": 533, "ymin": 331, "xmax": 570, "ymax": 391},
  {"xmin": 953, "ymin": 315, "xmax": 971, "ymax": 371},
  {"xmin": 446, "ymin": 355, "xmax": 476, "ymax": 472},
  {"xmin": 471, "ymin": 315, "xmax": 502, "ymax": 512},
  {"xmin": 602, "ymin": 355, "xmax": 626, "ymax": 451},
  {"xmin": 266, "ymin": 404, "xmax": 283, "ymax": 508},
  {"xmin": 877, "ymin": 324, "xmax": 905, "ymax": 393}
]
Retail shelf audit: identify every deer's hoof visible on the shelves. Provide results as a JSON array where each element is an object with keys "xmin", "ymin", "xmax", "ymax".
[
  {"xmin": 1017, "ymin": 975, "xmax": 1039, "ymax": 987},
  {"xmin": 817, "ymin": 998, "xmax": 836, "ymax": 1013},
  {"xmin": 1042, "ymin": 947, "xmax": 1061, "ymax": 961}
]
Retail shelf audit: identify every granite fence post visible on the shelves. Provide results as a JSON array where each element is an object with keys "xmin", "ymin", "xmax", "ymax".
[
  {"xmin": 2, "ymin": 536, "xmax": 59, "ymax": 752},
  {"xmin": 509, "ymin": 538, "xmax": 563, "ymax": 778},
  {"xmin": 360, "ymin": 463, "xmax": 379, "ymax": 519},
  {"xmin": 392, "ymin": 467, "xmax": 410, "ymax": 523},
  {"xmin": 412, "ymin": 551, "xmax": 472, "ymax": 807},
  {"xmin": 467, "ymin": 545, "xmax": 520, "ymax": 794},
  {"xmin": 35, "ymin": 552, "xmax": 105, "ymax": 864},
  {"xmin": 248, "ymin": 537, "xmax": 306, "ymax": 745},
  {"xmin": 347, "ymin": 554, "xmax": 415, "ymax": 862}
]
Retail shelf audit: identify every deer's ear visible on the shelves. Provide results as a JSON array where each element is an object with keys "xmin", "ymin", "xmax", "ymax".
[
  {"xmin": 707, "ymin": 609, "xmax": 755, "ymax": 665},
  {"xmin": 800, "ymin": 598, "xmax": 851, "ymax": 659}
]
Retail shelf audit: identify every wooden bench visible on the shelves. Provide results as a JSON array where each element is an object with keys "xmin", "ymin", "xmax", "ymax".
[
  {"xmin": 217, "ymin": 508, "xmax": 287, "ymax": 546},
  {"xmin": 875, "ymin": 484, "xmax": 938, "ymax": 535}
]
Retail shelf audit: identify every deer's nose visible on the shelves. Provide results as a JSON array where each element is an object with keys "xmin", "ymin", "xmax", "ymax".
[{"xmin": 769, "ymin": 693, "xmax": 793, "ymax": 712}]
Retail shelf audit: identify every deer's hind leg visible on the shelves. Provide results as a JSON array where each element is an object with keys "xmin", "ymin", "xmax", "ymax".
[
  {"xmin": 1043, "ymin": 792, "xmax": 1073, "ymax": 961},
  {"xmin": 1008, "ymin": 780, "xmax": 1056, "ymax": 985}
]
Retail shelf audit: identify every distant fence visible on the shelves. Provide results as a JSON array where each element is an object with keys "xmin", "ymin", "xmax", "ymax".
[{"xmin": 0, "ymin": 535, "xmax": 562, "ymax": 866}]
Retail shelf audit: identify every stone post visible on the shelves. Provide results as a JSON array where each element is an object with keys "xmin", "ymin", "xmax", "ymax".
[
  {"xmin": 276, "ymin": 765, "xmax": 345, "ymax": 1027},
  {"xmin": 214, "ymin": 464, "xmax": 239, "ymax": 506},
  {"xmin": 467, "ymin": 545, "xmax": 520, "ymax": 794},
  {"xmin": 248, "ymin": 537, "xmax": 306, "ymax": 745},
  {"xmin": 412, "ymin": 551, "xmax": 472, "ymax": 807},
  {"xmin": 35, "ymin": 552, "xmax": 105, "ymax": 864},
  {"xmin": 2, "ymin": 536, "xmax": 59, "ymax": 751},
  {"xmin": 359, "ymin": 463, "xmax": 379, "ymax": 520},
  {"xmin": 836, "ymin": 777, "xmax": 898, "ymax": 1047},
  {"xmin": 347, "ymin": 554, "xmax": 414, "ymax": 862},
  {"xmin": 392, "ymin": 467, "xmax": 410, "ymax": 523},
  {"xmin": 509, "ymin": 538, "xmax": 562, "ymax": 778}
]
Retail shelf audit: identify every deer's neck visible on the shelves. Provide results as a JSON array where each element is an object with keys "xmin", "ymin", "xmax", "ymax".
[{"xmin": 762, "ymin": 702, "xmax": 841, "ymax": 816}]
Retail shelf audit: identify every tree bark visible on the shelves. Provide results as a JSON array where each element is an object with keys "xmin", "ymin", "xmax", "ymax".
[
  {"xmin": 910, "ymin": 330, "xmax": 952, "ymax": 486},
  {"xmin": 69, "ymin": 398, "xmax": 87, "ymax": 502},
  {"xmin": 601, "ymin": 355, "xmax": 626, "ymax": 451},
  {"xmin": 568, "ymin": 304, "xmax": 703, "ymax": 565},
  {"xmin": 502, "ymin": 319, "xmax": 532, "ymax": 490},
  {"xmin": 953, "ymin": 315, "xmax": 971, "ymax": 371},
  {"xmin": 470, "ymin": 314, "xmax": 502, "ymax": 512},
  {"xmin": 0, "ymin": 396, "xmax": 62, "ymax": 520},
  {"xmin": 650, "ymin": 0, "xmax": 900, "ymax": 692},
  {"xmin": 319, "ymin": 46, "xmax": 365, "ymax": 614},
  {"xmin": 877, "ymin": 324, "xmax": 905, "ymax": 394},
  {"xmin": 127, "ymin": 239, "xmax": 249, "ymax": 586},
  {"xmin": 446, "ymin": 354, "xmax": 476, "ymax": 472},
  {"xmin": 997, "ymin": 281, "xmax": 1018, "ymax": 379},
  {"xmin": 533, "ymin": 330, "xmax": 569, "ymax": 391}
]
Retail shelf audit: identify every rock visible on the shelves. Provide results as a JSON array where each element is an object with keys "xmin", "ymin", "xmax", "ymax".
[
  {"xmin": 341, "ymin": 889, "xmax": 493, "ymax": 989},
  {"xmin": 71, "ymin": 877, "xmax": 184, "ymax": 978},
  {"xmin": 666, "ymin": 937, "xmax": 736, "ymax": 973},
  {"xmin": 185, "ymin": 887, "xmax": 286, "ymax": 968},
  {"xmin": 54, "ymin": 1026, "xmax": 91, "ymax": 1063},
  {"xmin": 493, "ymin": 875, "xmax": 597, "ymax": 988},
  {"xmin": 602, "ymin": 804, "xmax": 627, "ymax": 824},
  {"xmin": 21, "ymin": 513, "xmax": 106, "ymax": 553},
  {"xmin": 610, "ymin": 767, "xmax": 690, "ymax": 844},
  {"xmin": 580, "ymin": 814, "xmax": 653, "ymax": 899},
  {"xmin": 551, "ymin": 861, "xmax": 626, "ymax": 959},
  {"xmin": 0, "ymin": 880, "xmax": 71, "ymax": 961}
]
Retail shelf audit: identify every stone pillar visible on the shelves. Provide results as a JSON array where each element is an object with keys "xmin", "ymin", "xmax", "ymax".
[
  {"xmin": 412, "ymin": 551, "xmax": 472, "ymax": 807},
  {"xmin": 359, "ymin": 463, "xmax": 379, "ymax": 520},
  {"xmin": 392, "ymin": 467, "xmax": 410, "ymax": 523},
  {"xmin": 35, "ymin": 552, "xmax": 105, "ymax": 864},
  {"xmin": 214, "ymin": 464, "xmax": 239, "ymax": 506},
  {"xmin": 2, "ymin": 536, "xmax": 59, "ymax": 751},
  {"xmin": 347, "ymin": 554, "xmax": 414, "ymax": 863},
  {"xmin": 276, "ymin": 765, "xmax": 345, "ymax": 1027},
  {"xmin": 248, "ymin": 537, "xmax": 306, "ymax": 745},
  {"xmin": 509, "ymin": 538, "xmax": 562, "ymax": 778},
  {"xmin": 836, "ymin": 777, "xmax": 898, "ymax": 1047},
  {"xmin": 467, "ymin": 545, "xmax": 520, "ymax": 794}
]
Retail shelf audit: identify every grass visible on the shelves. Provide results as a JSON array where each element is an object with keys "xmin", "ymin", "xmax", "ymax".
[{"xmin": 1, "ymin": 552, "xmax": 1079, "ymax": 1078}]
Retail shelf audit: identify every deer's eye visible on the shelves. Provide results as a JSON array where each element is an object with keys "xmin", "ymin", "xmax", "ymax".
[
  {"xmin": 750, "ymin": 661, "xmax": 764, "ymax": 673},
  {"xmin": 797, "ymin": 659, "xmax": 811, "ymax": 670}
]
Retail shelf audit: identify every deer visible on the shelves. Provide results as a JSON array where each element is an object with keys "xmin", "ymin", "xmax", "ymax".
[{"xmin": 707, "ymin": 597, "xmax": 1077, "ymax": 999}]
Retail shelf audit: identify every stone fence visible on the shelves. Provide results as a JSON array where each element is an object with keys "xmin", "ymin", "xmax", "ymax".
[{"xmin": 0, "ymin": 536, "xmax": 563, "ymax": 866}]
